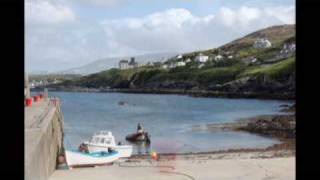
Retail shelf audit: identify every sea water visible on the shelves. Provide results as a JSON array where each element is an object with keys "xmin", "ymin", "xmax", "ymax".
[{"xmin": 47, "ymin": 91, "xmax": 293, "ymax": 154}]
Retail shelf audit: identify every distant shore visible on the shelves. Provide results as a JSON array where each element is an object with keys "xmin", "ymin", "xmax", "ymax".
[{"xmin": 33, "ymin": 86, "xmax": 295, "ymax": 100}]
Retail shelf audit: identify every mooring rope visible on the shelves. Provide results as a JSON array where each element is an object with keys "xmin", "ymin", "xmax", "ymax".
[
  {"xmin": 117, "ymin": 162, "xmax": 195, "ymax": 180},
  {"xmin": 117, "ymin": 162, "xmax": 175, "ymax": 170},
  {"xmin": 160, "ymin": 170, "xmax": 196, "ymax": 180}
]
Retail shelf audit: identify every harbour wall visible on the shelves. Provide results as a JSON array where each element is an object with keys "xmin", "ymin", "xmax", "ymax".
[{"xmin": 25, "ymin": 99, "xmax": 64, "ymax": 180}]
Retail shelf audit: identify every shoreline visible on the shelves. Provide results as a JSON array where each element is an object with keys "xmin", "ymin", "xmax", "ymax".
[
  {"xmin": 34, "ymin": 87, "xmax": 295, "ymax": 100},
  {"xmin": 51, "ymin": 103, "xmax": 295, "ymax": 180},
  {"xmin": 53, "ymin": 147, "xmax": 295, "ymax": 180},
  {"xmin": 132, "ymin": 113, "xmax": 295, "ymax": 158}
]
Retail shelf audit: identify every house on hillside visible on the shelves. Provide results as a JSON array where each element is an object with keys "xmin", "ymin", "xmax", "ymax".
[
  {"xmin": 119, "ymin": 60, "xmax": 129, "ymax": 69},
  {"xmin": 128, "ymin": 57, "xmax": 138, "ymax": 68},
  {"xmin": 195, "ymin": 53, "xmax": 209, "ymax": 63},
  {"xmin": 169, "ymin": 63, "xmax": 177, "ymax": 69},
  {"xmin": 253, "ymin": 38, "xmax": 272, "ymax": 48},
  {"xmin": 251, "ymin": 57, "xmax": 257, "ymax": 63},
  {"xmin": 162, "ymin": 64, "xmax": 169, "ymax": 69},
  {"xmin": 280, "ymin": 43, "xmax": 296, "ymax": 54},
  {"xmin": 177, "ymin": 54, "xmax": 183, "ymax": 59},
  {"xmin": 227, "ymin": 55, "xmax": 233, "ymax": 59},
  {"xmin": 119, "ymin": 57, "xmax": 139, "ymax": 69},
  {"xmin": 198, "ymin": 64, "xmax": 205, "ymax": 69},
  {"xmin": 214, "ymin": 55, "xmax": 224, "ymax": 61},
  {"xmin": 186, "ymin": 58, "xmax": 192, "ymax": 63},
  {"xmin": 176, "ymin": 61, "xmax": 186, "ymax": 67}
]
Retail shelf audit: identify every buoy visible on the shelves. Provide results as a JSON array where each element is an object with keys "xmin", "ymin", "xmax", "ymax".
[
  {"xmin": 58, "ymin": 155, "xmax": 66, "ymax": 164},
  {"xmin": 151, "ymin": 151, "xmax": 159, "ymax": 161}
]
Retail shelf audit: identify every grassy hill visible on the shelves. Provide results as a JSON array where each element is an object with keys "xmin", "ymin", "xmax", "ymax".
[{"xmin": 53, "ymin": 25, "xmax": 295, "ymax": 99}]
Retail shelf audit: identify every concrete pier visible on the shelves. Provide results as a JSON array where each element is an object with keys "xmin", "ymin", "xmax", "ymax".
[{"xmin": 25, "ymin": 98, "xmax": 64, "ymax": 180}]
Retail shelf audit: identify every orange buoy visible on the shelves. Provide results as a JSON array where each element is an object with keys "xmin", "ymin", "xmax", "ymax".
[{"xmin": 151, "ymin": 151, "xmax": 159, "ymax": 161}]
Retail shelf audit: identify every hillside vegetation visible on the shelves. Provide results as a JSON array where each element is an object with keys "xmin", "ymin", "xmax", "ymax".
[{"xmin": 53, "ymin": 25, "xmax": 296, "ymax": 99}]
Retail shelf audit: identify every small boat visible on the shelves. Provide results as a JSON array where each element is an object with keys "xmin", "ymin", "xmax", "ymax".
[
  {"xmin": 82, "ymin": 131, "xmax": 133, "ymax": 158},
  {"xmin": 65, "ymin": 150, "xmax": 120, "ymax": 168},
  {"xmin": 118, "ymin": 101, "xmax": 128, "ymax": 106},
  {"xmin": 126, "ymin": 132, "xmax": 151, "ymax": 143}
]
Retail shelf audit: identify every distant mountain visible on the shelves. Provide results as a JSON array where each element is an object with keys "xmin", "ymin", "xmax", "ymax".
[
  {"xmin": 57, "ymin": 52, "xmax": 178, "ymax": 75},
  {"xmin": 28, "ymin": 70, "xmax": 50, "ymax": 75}
]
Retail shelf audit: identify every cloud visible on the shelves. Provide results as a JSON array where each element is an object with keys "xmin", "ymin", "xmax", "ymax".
[
  {"xmin": 74, "ymin": 0, "xmax": 124, "ymax": 7},
  {"xmin": 100, "ymin": 6, "xmax": 295, "ymax": 54},
  {"xmin": 25, "ymin": 0, "xmax": 76, "ymax": 26},
  {"xmin": 25, "ymin": 3, "xmax": 295, "ymax": 72}
]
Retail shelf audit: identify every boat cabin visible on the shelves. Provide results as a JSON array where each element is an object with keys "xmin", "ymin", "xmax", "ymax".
[{"xmin": 88, "ymin": 131, "xmax": 116, "ymax": 147}]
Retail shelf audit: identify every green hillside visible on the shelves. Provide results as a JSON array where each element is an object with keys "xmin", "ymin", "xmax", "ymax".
[{"xmin": 54, "ymin": 25, "xmax": 296, "ymax": 99}]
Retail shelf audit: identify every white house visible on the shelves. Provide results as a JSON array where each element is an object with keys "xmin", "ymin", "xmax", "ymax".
[
  {"xmin": 186, "ymin": 58, "xmax": 192, "ymax": 63},
  {"xmin": 253, "ymin": 38, "xmax": 272, "ymax": 48},
  {"xmin": 177, "ymin": 54, "xmax": 183, "ymax": 59},
  {"xmin": 195, "ymin": 53, "xmax": 209, "ymax": 63},
  {"xmin": 169, "ymin": 63, "xmax": 177, "ymax": 69},
  {"xmin": 162, "ymin": 64, "xmax": 169, "ymax": 69},
  {"xmin": 119, "ymin": 60, "xmax": 129, "ymax": 69},
  {"xmin": 227, "ymin": 55, "xmax": 233, "ymax": 59},
  {"xmin": 281, "ymin": 43, "xmax": 296, "ymax": 54},
  {"xmin": 214, "ymin": 55, "xmax": 224, "ymax": 61},
  {"xmin": 176, "ymin": 61, "xmax": 186, "ymax": 67},
  {"xmin": 251, "ymin": 57, "xmax": 257, "ymax": 63},
  {"xmin": 289, "ymin": 43, "xmax": 296, "ymax": 51},
  {"xmin": 119, "ymin": 57, "xmax": 138, "ymax": 69},
  {"xmin": 198, "ymin": 64, "xmax": 205, "ymax": 69}
]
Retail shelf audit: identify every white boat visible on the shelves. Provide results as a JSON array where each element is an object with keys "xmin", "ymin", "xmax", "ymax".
[
  {"xmin": 65, "ymin": 150, "xmax": 120, "ymax": 168},
  {"xmin": 82, "ymin": 131, "xmax": 133, "ymax": 158}
]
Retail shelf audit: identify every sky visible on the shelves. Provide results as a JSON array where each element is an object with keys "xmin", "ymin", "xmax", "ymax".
[{"xmin": 25, "ymin": 0, "xmax": 295, "ymax": 73}]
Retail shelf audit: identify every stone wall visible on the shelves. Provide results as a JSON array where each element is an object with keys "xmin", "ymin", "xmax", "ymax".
[{"xmin": 25, "ymin": 102, "xmax": 64, "ymax": 180}]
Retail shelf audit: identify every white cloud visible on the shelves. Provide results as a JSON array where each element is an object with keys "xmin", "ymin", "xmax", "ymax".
[
  {"xmin": 100, "ymin": 6, "xmax": 295, "ymax": 54},
  {"xmin": 25, "ymin": 0, "xmax": 76, "ymax": 26},
  {"xmin": 25, "ymin": 3, "xmax": 295, "ymax": 72},
  {"xmin": 75, "ymin": 0, "xmax": 124, "ymax": 7},
  {"xmin": 265, "ymin": 6, "xmax": 295, "ymax": 24}
]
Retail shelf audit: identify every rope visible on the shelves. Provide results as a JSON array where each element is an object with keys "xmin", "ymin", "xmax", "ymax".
[
  {"xmin": 160, "ymin": 170, "xmax": 196, "ymax": 180},
  {"xmin": 117, "ymin": 162, "xmax": 175, "ymax": 170},
  {"xmin": 117, "ymin": 162, "xmax": 196, "ymax": 180}
]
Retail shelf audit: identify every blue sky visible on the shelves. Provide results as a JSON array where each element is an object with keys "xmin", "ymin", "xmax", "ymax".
[{"xmin": 25, "ymin": 0, "xmax": 295, "ymax": 73}]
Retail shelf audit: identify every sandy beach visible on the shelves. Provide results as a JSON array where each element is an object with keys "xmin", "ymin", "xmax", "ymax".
[
  {"xmin": 49, "ymin": 149, "xmax": 295, "ymax": 180},
  {"xmin": 49, "ymin": 111, "xmax": 295, "ymax": 180}
]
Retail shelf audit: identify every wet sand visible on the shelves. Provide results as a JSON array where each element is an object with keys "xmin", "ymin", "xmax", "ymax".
[{"xmin": 49, "ymin": 150, "xmax": 295, "ymax": 180}]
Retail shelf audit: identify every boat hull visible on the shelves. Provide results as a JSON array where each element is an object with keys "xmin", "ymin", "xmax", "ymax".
[
  {"xmin": 65, "ymin": 150, "xmax": 120, "ymax": 167},
  {"xmin": 86, "ymin": 144, "xmax": 133, "ymax": 158},
  {"xmin": 126, "ymin": 132, "xmax": 150, "ymax": 143}
]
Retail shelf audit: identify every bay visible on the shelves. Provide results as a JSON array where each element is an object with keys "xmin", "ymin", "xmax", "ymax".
[{"xmin": 48, "ymin": 91, "xmax": 293, "ymax": 154}]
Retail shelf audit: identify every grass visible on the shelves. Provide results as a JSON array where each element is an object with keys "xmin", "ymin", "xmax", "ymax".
[{"xmin": 239, "ymin": 57, "xmax": 295, "ymax": 80}]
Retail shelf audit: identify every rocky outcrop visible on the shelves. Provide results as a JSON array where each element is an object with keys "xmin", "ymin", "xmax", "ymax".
[{"xmin": 237, "ymin": 115, "xmax": 295, "ymax": 139}]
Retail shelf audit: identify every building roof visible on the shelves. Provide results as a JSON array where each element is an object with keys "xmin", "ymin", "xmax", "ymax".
[{"xmin": 119, "ymin": 60, "xmax": 128, "ymax": 63}]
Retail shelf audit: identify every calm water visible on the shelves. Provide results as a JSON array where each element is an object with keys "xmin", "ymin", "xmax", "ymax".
[{"xmin": 48, "ymin": 91, "xmax": 293, "ymax": 154}]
